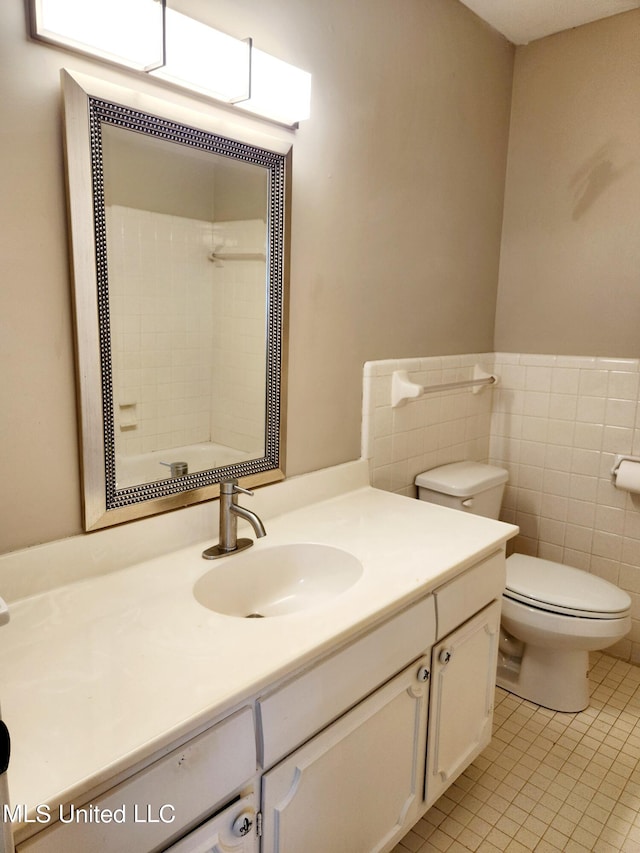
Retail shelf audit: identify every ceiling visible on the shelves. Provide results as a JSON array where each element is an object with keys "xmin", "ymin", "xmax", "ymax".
[{"xmin": 458, "ymin": 0, "xmax": 640, "ymax": 44}]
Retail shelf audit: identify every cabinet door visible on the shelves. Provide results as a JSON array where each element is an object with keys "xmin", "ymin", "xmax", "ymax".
[
  {"xmin": 425, "ymin": 600, "xmax": 500, "ymax": 808},
  {"xmin": 261, "ymin": 656, "xmax": 431, "ymax": 853}
]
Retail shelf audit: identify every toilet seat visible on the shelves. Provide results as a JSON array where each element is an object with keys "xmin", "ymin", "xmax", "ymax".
[{"xmin": 505, "ymin": 554, "xmax": 631, "ymax": 619}]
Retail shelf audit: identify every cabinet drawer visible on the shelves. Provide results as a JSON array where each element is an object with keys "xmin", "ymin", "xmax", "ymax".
[
  {"xmin": 434, "ymin": 549, "xmax": 505, "ymax": 639},
  {"xmin": 18, "ymin": 707, "xmax": 257, "ymax": 853},
  {"xmin": 258, "ymin": 595, "xmax": 435, "ymax": 769}
]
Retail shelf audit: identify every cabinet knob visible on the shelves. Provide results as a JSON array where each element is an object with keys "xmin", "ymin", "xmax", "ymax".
[
  {"xmin": 416, "ymin": 665, "xmax": 430, "ymax": 683},
  {"xmin": 438, "ymin": 649, "xmax": 452, "ymax": 665},
  {"xmin": 232, "ymin": 811, "xmax": 254, "ymax": 837}
]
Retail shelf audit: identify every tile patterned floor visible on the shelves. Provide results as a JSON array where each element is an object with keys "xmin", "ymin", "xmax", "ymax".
[{"xmin": 394, "ymin": 653, "xmax": 640, "ymax": 853}]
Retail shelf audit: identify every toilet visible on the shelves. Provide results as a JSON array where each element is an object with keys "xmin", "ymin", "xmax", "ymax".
[{"xmin": 415, "ymin": 461, "xmax": 632, "ymax": 713}]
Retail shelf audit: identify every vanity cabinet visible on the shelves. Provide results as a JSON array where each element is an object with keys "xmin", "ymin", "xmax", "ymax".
[
  {"xmin": 257, "ymin": 550, "xmax": 504, "ymax": 852},
  {"xmin": 424, "ymin": 600, "xmax": 501, "ymax": 807},
  {"xmin": 14, "ymin": 549, "xmax": 506, "ymax": 853},
  {"xmin": 424, "ymin": 550, "xmax": 504, "ymax": 807},
  {"xmin": 257, "ymin": 596, "xmax": 436, "ymax": 770},
  {"xmin": 257, "ymin": 595, "xmax": 436, "ymax": 853},
  {"xmin": 17, "ymin": 708, "xmax": 258, "ymax": 853},
  {"xmin": 260, "ymin": 657, "xmax": 430, "ymax": 853}
]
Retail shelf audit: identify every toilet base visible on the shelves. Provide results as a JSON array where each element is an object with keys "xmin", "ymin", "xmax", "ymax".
[{"xmin": 497, "ymin": 645, "xmax": 590, "ymax": 713}]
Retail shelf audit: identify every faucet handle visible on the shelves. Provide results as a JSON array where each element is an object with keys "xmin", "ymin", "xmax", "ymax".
[
  {"xmin": 234, "ymin": 484, "xmax": 254, "ymax": 497},
  {"xmin": 220, "ymin": 478, "xmax": 254, "ymax": 497}
]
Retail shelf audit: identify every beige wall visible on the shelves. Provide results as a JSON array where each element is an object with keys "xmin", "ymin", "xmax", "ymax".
[
  {"xmin": 495, "ymin": 10, "xmax": 640, "ymax": 357},
  {"xmin": 0, "ymin": 0, "xmax": 513, "ymax": 553}
]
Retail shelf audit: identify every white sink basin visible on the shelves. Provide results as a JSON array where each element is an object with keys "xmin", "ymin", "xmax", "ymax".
[{"xmin": 193, "ymin": 543, "xmax": 363, "ymax": 618}]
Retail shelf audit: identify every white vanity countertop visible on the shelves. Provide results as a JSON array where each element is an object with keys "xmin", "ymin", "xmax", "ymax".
[{"xmin": 0, "ymin": 484, "xmax": 516, "ymax": 822}]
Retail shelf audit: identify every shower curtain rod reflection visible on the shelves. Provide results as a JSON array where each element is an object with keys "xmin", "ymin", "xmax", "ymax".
[{"xmin": 208, "ymin": 251, "xmax": 266, "ymax": 262}]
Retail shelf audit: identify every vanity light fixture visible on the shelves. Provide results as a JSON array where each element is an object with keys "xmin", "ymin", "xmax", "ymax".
[
  {"xmin": 30, "ymin": 0, "xmax": 165, "ymax": 71},
  {"xmin": 237, "ymin": 48, "xmax": 312, "ymax": 127},
  {"xmin": 29, "ymin": 0, "xmax": 312, "ymax": 126},
  {"xmin": 148, "ymin": 8, "xmax": 251, "ymax": 104}
]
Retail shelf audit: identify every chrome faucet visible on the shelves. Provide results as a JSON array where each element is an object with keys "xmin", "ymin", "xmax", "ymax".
[
  {"xmin": 160, "ymin": 460, "xmax": 188, "ymax": 478},
  {"xmin": 202, "ymin": 479, "xmax": 266, "ymax": 560}
]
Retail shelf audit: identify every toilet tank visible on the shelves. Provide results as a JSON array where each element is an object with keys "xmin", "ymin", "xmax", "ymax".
[{"xmin": 415, "ymin": 461, "xmax": 508, "ymax": 519}]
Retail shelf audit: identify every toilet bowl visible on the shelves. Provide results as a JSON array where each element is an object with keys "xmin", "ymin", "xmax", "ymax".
[{"xmin": 415, "ymin": 461, "xmax": 632, "ymax": 712}]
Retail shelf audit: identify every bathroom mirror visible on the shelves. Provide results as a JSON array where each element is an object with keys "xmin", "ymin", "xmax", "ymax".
[{"xmin": 62, "ymin": 70, "xmax": 291, "ymax": 530}]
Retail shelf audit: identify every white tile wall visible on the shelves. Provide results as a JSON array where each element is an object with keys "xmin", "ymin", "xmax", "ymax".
[
  {"xmin": 108, "ymin": 205, "xmax": 215, "ymax": 457},
  {"xmin": 362, "ymin": 352, "xmax": 640, "ymax": 663},
  {"xmin": 491, "ymin": 353, "xmax": 640, "ymax": 663},
  {"xmin": 107, "ymin": 207, "xmax": 266, "ymax": 459},
  {"xmin": 209, "ymin": 219, "xmax": 267, "ymax": 456},
  {"xmin": 362, "ymin": 353, "xmax": 495, "ymax": 497}
]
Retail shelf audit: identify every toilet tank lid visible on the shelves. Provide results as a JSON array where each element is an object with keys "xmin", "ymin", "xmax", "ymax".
[
  {"xmin": 414, "ymin": 461, "xmax": 508, "ymax": 497},
  {"xmin": 506, "ymin": 554, "xmax": 631, "ymax": 616}
]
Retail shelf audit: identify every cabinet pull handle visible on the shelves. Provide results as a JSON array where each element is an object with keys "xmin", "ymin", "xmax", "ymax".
[{"xmin": 438, "ymin": 649, "xmax": 452, "ymax": 665}]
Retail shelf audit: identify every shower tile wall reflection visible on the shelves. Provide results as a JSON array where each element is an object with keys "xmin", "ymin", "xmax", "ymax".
[
  {"xmin": 209, "ymin": 218, "xmax": 267, "ymax": 456},
  {"xmin": 107, "ymin": 207, "xmax": 266, "ymax": 461},
  {"xmin": 108, "ymin": 205, "xmax": 214, "ymax": 457}
]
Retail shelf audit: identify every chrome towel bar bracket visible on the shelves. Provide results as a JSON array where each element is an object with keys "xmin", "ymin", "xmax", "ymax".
[{"xmin": 391, "ymin": 364, "xmax": 498, "ymax": 407}]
